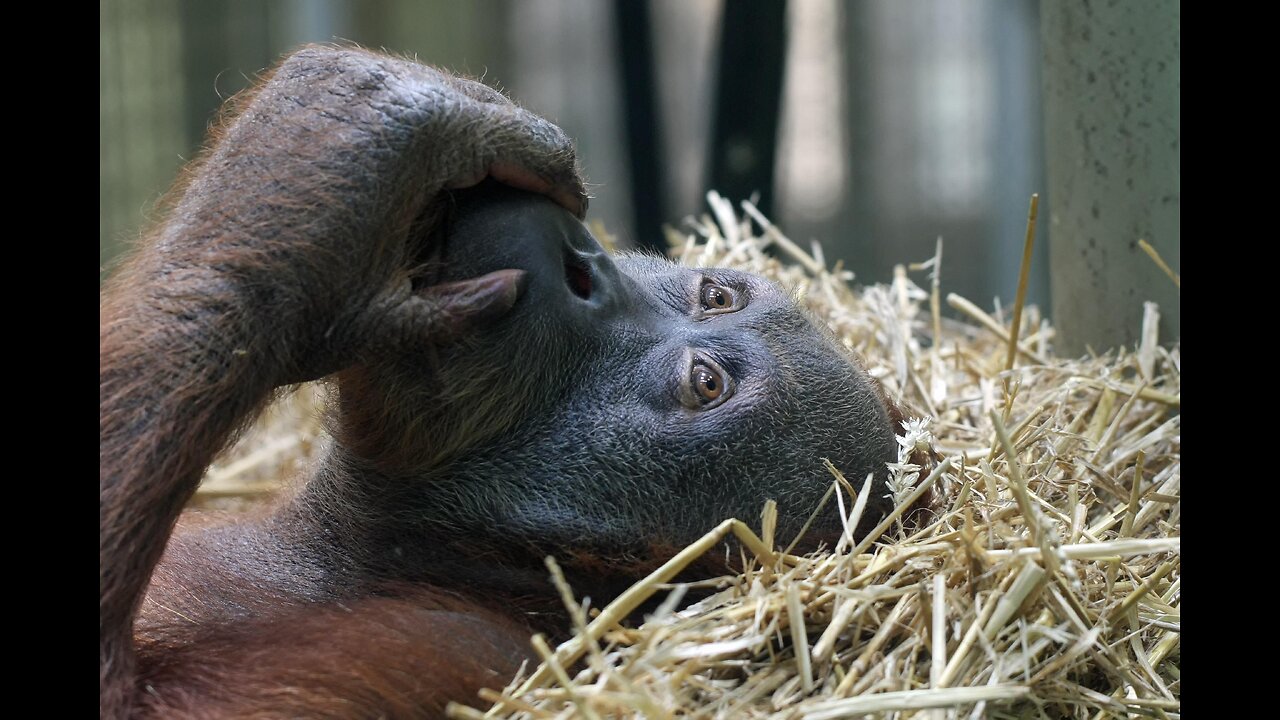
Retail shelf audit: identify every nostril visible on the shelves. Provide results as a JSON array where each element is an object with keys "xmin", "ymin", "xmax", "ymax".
[{"xmin": 565, "ymin": 259, "xmax": 592, "ymax": 300}]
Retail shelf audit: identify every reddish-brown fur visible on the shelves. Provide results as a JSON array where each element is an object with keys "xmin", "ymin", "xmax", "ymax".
[
  {"xmin": 135, "ymin": 583, "xmax": 532, "ymax": 718},
  {"xmin": 101, "ymin": 44, "xmax": 925, "ymax": 719},
  {"xmin": 101, "ymin": 44, "xmax": 586, "ymax": 718}
]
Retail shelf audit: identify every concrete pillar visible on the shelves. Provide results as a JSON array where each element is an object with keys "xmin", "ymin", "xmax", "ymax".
[{"xmin": 1042, "ymin": 1, "xmax": 1179, "ymax": 355}]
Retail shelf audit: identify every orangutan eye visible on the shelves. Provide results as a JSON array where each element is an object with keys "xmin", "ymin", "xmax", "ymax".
[
  {"xmin": 687, "ymin": 359, "xmax": 734, "ymax": 408},
  {"xmin": 693, "ymin": 366, "xmax": 723, "ymax": 401},
  {"xmin": 700, "ymin": 283, "xmax": 737, "ymax": 313}
]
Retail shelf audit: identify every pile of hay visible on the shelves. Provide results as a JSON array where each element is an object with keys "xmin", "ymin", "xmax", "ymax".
[{"xmin": 200, "ymin": 194, "xmax": 1180, "ymax": 719}]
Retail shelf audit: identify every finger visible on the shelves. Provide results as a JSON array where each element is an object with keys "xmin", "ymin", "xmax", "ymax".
[
  {"xmin": 488, "ymin": 161, "xmax": 589, "ymax": 219},
  {"xmin": 495, "ymin": 104, "xmax": 588, "ymax": 217},
  {"xmin": 418, "ymin": 269, "xmax": 528, "ymax": 336},
  {"xmin": 455, "ymin": 102, "xmax": 588, "ymax": 219},
  {"xmin": 445, "ymin": 74, "xmax": 516, "ymax": 107},
  {"xmin": 368, "ymin": 269, "xmax": 527, "ymax": 352}
]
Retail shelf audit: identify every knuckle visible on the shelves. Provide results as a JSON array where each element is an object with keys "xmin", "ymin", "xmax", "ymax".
[
  {"xmin": 276, "ymin": 45, "xmax": 375, "ymax": 84},
  {"xmin": 454, "ymin": 76, "xmax": 512, "ymax": 106},
  {"xmin": 275, "ymin": 46, "xmax": 439, "ymax": 115},
  {"xmin": 502, "ymin": 107, "xmax": 571, "ymax": 155}
]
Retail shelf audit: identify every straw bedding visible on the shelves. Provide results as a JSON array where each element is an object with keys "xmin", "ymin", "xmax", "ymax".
[{"xmin": 197, "ymin": 194, "xmax": 1180, "ymax": 719}]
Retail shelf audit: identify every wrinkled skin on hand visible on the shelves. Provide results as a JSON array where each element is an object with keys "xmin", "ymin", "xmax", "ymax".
[{"xmin": 110, "ymin": 45, "xmax": 586, "ymax": 383}]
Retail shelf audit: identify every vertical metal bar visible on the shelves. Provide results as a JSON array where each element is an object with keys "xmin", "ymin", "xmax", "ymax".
[
  {"xmin": 614, "ymin": 0, "xmax": 667, "ymax": 252},
  {"xmin": 707, "ymin": 0, "xmax": 788, "ymax": 219}
]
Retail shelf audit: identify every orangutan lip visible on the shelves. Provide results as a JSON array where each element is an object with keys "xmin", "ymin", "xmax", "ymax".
[{"xmin": 565, "ymin": 256, "xmax": 592, "ymax": 300}]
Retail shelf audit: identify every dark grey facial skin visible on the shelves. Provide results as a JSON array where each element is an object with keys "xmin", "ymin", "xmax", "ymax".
[
  {"xmin": 106, "ymin": 47, "xmax": 901, "ymax": 715},
  {"xmin": 301, "ymin": 183, "xmax": 901, "ymax": 606}
]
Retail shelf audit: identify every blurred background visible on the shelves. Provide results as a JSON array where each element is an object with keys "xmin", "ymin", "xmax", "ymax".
[{"xmin": 100, "ymin": 0, "xmax": 1178, "ymax": 351}]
